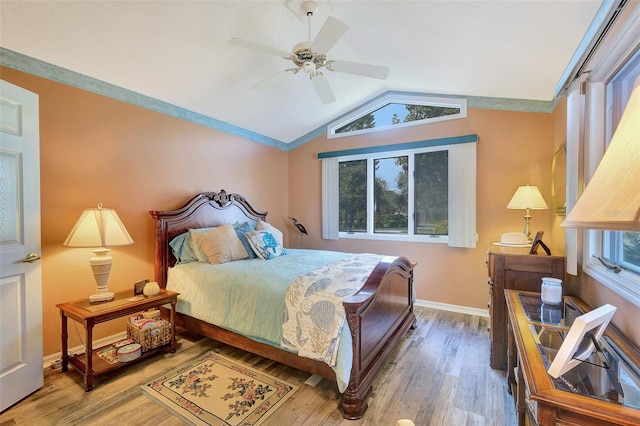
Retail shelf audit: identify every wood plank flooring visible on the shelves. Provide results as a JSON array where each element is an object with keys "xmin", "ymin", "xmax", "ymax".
[{"xmin": 0, "ymin": 307, "xmax": 517, "ymax": 425}]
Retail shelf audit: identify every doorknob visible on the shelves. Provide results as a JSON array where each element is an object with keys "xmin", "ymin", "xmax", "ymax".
[{"xmin": 21, "ymin": 253, "xmax": 41, "ymax": 263}]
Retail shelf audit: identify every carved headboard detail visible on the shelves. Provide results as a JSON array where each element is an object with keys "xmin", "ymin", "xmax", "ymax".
[{"xmin": 150, "ymin": 190, "xmax": 267, "ymax": 287}]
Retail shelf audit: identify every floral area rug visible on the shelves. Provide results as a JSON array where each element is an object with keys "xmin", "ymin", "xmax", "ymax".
[{"xmin": 141, "ymin": 351, "xmax": 298, "ymax": 426}]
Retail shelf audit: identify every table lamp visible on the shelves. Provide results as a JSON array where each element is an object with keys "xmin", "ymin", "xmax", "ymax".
[
  {"xmin": 63, "ymin": 203, "xmax": 133, "ymax": 302},
  {"xmin": 507, "ymin": 185, "xmax": 548, "ymax": 242}
]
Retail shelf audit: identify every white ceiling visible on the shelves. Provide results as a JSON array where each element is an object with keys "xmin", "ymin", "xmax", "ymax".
[{"xmin": 1, "ymin": 0, "xmax": 604, "ymax": 144}]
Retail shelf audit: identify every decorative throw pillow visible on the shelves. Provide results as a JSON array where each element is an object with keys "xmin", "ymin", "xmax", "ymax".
[
  {"xmin": 187, "ymin": 227, "xmax": 216, "ymax": 262},
  {"xmin": 191, "ymin": 224, "xmax": 249, "ymax": 264},
  {"xmin": 256, "ymin": 220, "xmax": 283, "ymax": 246},
  {"xmin": 245, "ymin": 230, "xmax": 286, "ymax": 260},
  {"xmin": 169, "ymin": 232, "xmax": 198, "ymax": 264},
  {"xmin": 233, "ymin": 221, "xmax": 257, "ymax": 259}
]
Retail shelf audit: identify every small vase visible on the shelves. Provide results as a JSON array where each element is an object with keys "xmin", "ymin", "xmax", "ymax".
[{"xmin": 143, "ymin": 281, "xmax": 160, "ymax": 296}]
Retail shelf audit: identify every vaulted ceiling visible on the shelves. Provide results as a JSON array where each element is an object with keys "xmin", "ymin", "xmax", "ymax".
[{"xmin": 1, "ymin": 0, "xmax": 604, "ymax": 145}]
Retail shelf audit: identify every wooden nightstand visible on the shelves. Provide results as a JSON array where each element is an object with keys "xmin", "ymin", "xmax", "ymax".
[{"xmin": 57, "ymin": 289, "xmax": 179, "ymax": 391}]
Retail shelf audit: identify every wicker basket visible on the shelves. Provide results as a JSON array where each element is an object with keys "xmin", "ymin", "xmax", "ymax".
[{"xmin": 126, "ymin": 319, "xmax": 171, "ymax": 352}]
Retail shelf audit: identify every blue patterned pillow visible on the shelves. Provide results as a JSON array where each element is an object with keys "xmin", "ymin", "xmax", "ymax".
[{"xmin": 245, "ymin": 230, "xmax": 286, "ymax": 260}]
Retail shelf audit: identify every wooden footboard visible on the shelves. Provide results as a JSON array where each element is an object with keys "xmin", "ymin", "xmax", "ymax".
[
  {"xmin": 151, "ymin": 190, "xmax": 416, "ymax": 420},
  {"xmin": 342, "ymin": 256, "xmax": 416, "ymax": 419}
]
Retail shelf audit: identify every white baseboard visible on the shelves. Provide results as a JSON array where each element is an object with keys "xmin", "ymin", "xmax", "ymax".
[
  {"xmin": 43, "ymin": 332, "xmax": 126, "ymax": 369},
  {"xmin": 414, "ymin": 298, "xmax": 489, "ymax": 318}
]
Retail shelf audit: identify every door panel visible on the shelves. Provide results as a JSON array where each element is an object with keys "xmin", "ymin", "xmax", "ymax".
[{"xmin": 0, "ymin": 80, "xmax": 42, "ymax": 412}]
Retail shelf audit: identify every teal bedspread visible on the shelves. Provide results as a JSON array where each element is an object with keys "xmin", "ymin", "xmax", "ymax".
[{"xmin": 166, "ymin": 249, "xmax": 373, "ymax": 392}]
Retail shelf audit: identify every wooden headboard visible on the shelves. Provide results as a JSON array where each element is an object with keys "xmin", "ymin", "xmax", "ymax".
[{"xmin": 149, "ymin": 190, "xmax": 267, "ymax": 288}]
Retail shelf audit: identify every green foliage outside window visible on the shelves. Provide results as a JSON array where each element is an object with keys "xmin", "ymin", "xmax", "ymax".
[
  {"xmin": 335, "ymin": 104, "xmax": 460, "ymax": 134},
  {"xmin": 623, "ymin": 232, "xmax": 640, "ymax": 270},
  {"xmin": 339, "ymin": 160, "xmax": 367, "ymax": 233}
]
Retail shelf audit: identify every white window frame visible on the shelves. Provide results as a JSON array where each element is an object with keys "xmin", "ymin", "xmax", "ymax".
[
  {"xmin": 327, "ymin": 93, "xmax": 467, "ymax": 139},
  {"xmin": 321, "ymin": 138, "xmax": 477, "ymax": 248},
  {"xmin": 567, "ymin": 2, "xmax": 640, "ymax": 306}
]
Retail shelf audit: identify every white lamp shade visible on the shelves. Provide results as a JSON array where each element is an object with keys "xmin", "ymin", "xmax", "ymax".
[
  {"xmin": 507, "ymin": 185, "xmax": 548, "ymax": 210},
  {"xmin": 562, "ymin": 76, "xmax": 640, "ymax": 231},
  {"xmin": 63, "ymin": 206, "xmax": 133, "ymax": 247}
]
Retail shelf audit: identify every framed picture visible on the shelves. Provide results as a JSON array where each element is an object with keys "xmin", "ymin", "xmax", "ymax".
[
  {"xmin": 547, "ymin": 303, "xmax": 617, "ymax": 378},
  {"xmin": 134, "ymin": 279, "xmax": 149, "ymax": 295},
  {"xmin": 529, "ymin": 230, "xmax": 551, "ymax": 255}
]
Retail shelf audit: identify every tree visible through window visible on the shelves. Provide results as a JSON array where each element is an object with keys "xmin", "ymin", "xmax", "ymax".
[
  {"xmin": 339, "ymin": 160, "xmax": 366, "ymax": 233},
  {"xmin": 338, "ymin": 148, "xmax": 450, "ymax": 237},
  {"xmin": 374, "ymin": 156, "xmax": 408, "ymax": 234},
  {"xmin": 335, "ymin": 104, "xmax": 461, "ymax": 134},
  {"xmin": 415, "ymin": 151, "xmax": 448, "ymax": 235}
]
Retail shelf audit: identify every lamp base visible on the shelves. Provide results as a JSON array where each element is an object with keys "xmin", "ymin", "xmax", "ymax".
[
  {"xmin": 89, "ymin": 247, "xmax": 115, "ymax": 302},
  {"xmin": 89, "ymin": 290, "xmax": 115, "ymax": 302},
  {"xmin": 523, "ymin": 209, "xmax": 533, "ymax": 243}
]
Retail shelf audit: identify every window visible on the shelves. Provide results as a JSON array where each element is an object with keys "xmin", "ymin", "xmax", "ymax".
[
  {"xmin": 567, "ymin": 2, "xmax": 640, "ymax": 306},
  {"xmin": 338, "ymin": 151, "xmax": 447, "ymax": 237},
  {"xmin": 339, "ymin": 159, "xmax": 367, "ymax": 233},
  {"xmin": 603, "ymin": 52, "xmax": 640, "ymax": 275},
  {"xmin": 327, "ymin": 93, "xmax": 467, "ymax": 139},
  {"xmin": 321, "ymin": 135, "xmax": 477, "ymax": 248}
]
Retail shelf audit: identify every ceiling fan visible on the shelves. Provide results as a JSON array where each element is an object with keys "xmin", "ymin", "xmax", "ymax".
[{"xmin": 229, "ymin": 1, "xmax": 389, "ymax": 104}]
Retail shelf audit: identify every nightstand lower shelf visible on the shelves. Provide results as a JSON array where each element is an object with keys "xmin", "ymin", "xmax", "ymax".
[
  {"xmin": 57, "ymin": 289, "xmax": 179, "ymax": 391},
  {"xmin": 66, "ymin": 342, "xmax": 172, "ymax": 383}
]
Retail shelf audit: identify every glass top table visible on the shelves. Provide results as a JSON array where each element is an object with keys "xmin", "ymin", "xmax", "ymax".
[{"xmin": 517, "ymin": 292, "xmax": 640, "ymax": 409}]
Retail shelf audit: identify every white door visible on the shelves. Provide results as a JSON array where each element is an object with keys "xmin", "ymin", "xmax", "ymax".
[{"xmin": 0, "ymin": 80, "xmax": 43, "ymax": 412}]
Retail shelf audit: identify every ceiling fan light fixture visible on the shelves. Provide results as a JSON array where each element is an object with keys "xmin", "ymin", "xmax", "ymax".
[
  {"xmin": 292, "ymin": 41, "xmax": 311, "ymax": 54},
  {"xmin": 230, "ymin": 3, "xmax": 388, "ymax": 103},
  {"xmin": 302, "ymin": 61, "xmax": 316, "ymax": 74}
]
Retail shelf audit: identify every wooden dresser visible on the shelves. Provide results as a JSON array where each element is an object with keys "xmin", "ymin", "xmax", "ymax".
[{"xmin": 487, "ymin": 246, "xmax": 565, "ymax": 370}]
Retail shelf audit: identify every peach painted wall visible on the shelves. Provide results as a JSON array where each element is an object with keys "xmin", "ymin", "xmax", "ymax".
[
  {"xmin": 1, "ymin": 67, "xmax": 289, "ymax": 356},
  {"xmin": 288, "ymin": 107, "xmax": 561, "ymax": 309}
]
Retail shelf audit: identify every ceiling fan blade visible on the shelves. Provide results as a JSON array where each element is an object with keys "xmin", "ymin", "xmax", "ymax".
[
  {"xmin": 311, "ymin": 74, "xmax": 336, "ymax": 104},
  {"xmin": 329, "ymin": 60, "xmax": 390, "ymax": 80},
  {"xmin": 252, "ymin": 69, "xmax": 293, "ymax": 91},
  {"xmin": 229, "ymin": 37, "xmax": 291, "ymax": 58},
  {"xmin": 310, "ymin": 16, "xmax": 349, "ymax": 54}
]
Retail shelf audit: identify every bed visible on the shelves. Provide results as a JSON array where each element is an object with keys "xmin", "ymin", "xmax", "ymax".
[{"xmin": 150, "ymin": 190, "xmax": 416, "ymax": 419}]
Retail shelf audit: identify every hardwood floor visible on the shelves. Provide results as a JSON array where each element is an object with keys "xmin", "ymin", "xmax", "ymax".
[{"xmin": 0, "ymin": 307, "xmax": 517, "ymax": 425}]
